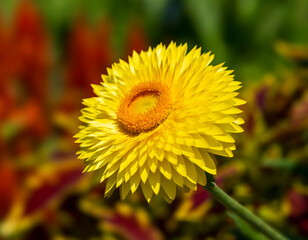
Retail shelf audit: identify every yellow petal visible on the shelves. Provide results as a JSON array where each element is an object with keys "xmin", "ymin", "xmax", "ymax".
[
  {"xmin": 195, "ymin": 166, "xmax": 207, "ymax": 186},
  {"xmin": 183, "ymin": 157, "xmax": 198, "ymax": 184},
  {"xmin": 174, "ymin": 155, "xmax": 187, "ymax": 177},
  {"xmin": 140, "ymin": 165, "xmax": 150, "ymax": 183},
  {"xmin": 105, "ymin": 172, "xmax": 117, "ymax": 197},
  {"xmin": 197, "ymin": 148, "xmax": 217, "ymax": 175},
  {"xmin": 165, "ymin": 151, "xmax": 178, "ymax": 165},
  {"xmin": 160, "ymin": 160, "xmax": 172, "ymax": 180},
  {"xmin": 141, "ymin": 181, "xmax": 153, "ymax": 203},
  {"xmin": 161, "ymin": 176, "xmax": 176, "ymax": 200},
  {"xmin": 171, "ymin": 167, "xmax": 184, "ymax": 187},
  {"xmin": 148, "ymin": 157, "xmax": 158, "ymax": 173},
  {"xmin": 148, "ymin": 171, "xmax": 161, "ymax": 195},
  {"xmin": 120, "ymin": 181, "xmax": 131, "ymax": 200},
  {"xmin": 130, "ymin": 173, "xmax": 140, "ymax": 193}
]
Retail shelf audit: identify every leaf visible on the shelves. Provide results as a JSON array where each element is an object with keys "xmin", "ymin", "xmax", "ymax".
[{"xmin": 262, "ymin": 158, "xmax": 296, "ymax": 170}]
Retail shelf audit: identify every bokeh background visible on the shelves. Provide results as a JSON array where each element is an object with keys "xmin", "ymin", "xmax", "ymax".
[{"xmin": 0, "ymin": 0, "xmax": 308, "ymax": 239}]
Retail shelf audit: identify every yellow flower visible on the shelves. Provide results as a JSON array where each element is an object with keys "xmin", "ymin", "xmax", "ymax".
[{"xmin": 75, "ymin": 42, "xmax": 245, "ymax": 203}]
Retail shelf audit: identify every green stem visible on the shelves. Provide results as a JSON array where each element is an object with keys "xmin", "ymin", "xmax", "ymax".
[{"xmin": 204, "ymin": 181, "xmax": 288, "ymax": 240}]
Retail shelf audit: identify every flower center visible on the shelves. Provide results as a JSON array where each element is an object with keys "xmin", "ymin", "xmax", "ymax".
[{"xmin": 117, "ymin": 81, "xmax": 172, "ymax": 134}]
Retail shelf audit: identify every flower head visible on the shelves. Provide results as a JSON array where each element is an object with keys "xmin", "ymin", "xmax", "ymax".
[{"xmin": 75, "ymin": 42, "xmax": 245, "ymax": 203}]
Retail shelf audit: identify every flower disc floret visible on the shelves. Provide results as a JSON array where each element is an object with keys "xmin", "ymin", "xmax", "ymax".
[{"xmin": 117, "ymin": 81, "xmax": 172, "ymax": 134}]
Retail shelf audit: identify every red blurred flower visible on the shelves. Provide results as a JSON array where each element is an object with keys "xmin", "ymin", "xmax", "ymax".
[
  {"xmin": 288, "ymin": 190, "xmax": 308, "ymax": 219},
  {"xmin": 287, "ymin": 189, "xmax": 308, "ymax": 235},
  {"xmin": 0, "ymin": 0, "xmax": 51, "ymax": 146},
  {"xmin": 126, "ymin": 22, "xmax": 148, "ymax": 56},
  {"xmin": 0, "ymin": 16, "xmax": 14, "ymax": 120},
  {"xmin": 81, "ymin": 201, "xmax": 163, "ymax": 240},
  {"xmin": 10, "ymin": 0, "xmax": 50, "ymax": 102},
  {"xmin": 66, "ymin": 19, "xmax": 112, "ymax": 97},
  {"xmin": 10, "ymin": 100, "xmax": 49, "ymax": 141},
  {"xmin": 0, "ymin": 160, "xmax": 84, "ymax": 236},
  {"xmin": 0, "ymin": 160, "xmax": 19, "ymax": 219}
]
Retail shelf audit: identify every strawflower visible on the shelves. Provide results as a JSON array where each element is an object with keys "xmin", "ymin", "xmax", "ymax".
[
  {"xmin": 75, "ymin": 42, "xmax": 245, "ymax": 202},
  {"xmin": 75, "ymin": 42, "xmax": 288, "ymax": 240}
]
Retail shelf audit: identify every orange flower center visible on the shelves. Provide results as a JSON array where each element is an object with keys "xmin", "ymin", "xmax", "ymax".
[{"xmin": 117, "ymin": 81, "xmax": 172, "ymax": 134}]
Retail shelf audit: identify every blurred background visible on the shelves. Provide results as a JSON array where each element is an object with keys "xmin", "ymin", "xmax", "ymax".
[{"xmin": 0, "ymin": 0, "xmax": 308, "ymax": 239}]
